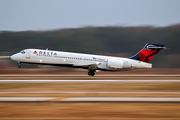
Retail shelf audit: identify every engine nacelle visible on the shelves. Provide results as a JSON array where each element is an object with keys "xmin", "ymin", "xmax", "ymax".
[{"xmin": 106, "ymin": 59, "xmax": 131, "ymax": 69}]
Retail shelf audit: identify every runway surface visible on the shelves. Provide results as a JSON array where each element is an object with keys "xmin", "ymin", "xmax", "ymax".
[
  {"xmin": 0, "ymin": 75, "xmax": 179, "ymax": 80},
  {"xmin": 0, "ymin": 97, "xmax": 180, "ymax": 103},
  {"xmin": 0, "ymin": 79, "xmax": 180, "ymax": 83},
  {"xmin": 1, "ymin": 77, "xmax": 179, "ymax": 103}
]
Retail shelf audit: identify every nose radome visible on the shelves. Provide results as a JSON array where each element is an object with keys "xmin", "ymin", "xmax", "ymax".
[
  {"xmin": 10, "ymin": 55, "xmax": 15, "ymax": 60},
  {"xmin": 11, "ymin": 54, "xmax": 18, "ymax": 61}
]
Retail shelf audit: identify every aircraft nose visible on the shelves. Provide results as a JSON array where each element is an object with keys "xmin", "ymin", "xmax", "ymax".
[{"xmin": 11, "ymin": 54, "xmax": 18, "ymax": 61}]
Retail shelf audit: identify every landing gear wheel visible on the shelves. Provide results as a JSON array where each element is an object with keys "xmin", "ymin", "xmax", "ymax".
[
  {"xmin": 88, "ymin": 71, "xmax": 95, "ymax": 76},
  {"xmin": 88, "ymin": 71, "xmax": 91, "ymax": 76},
  {"xmin": 18, "ymin": 64, "xmax": 21, "ymax": 68},
  {"xmin": 17, "ymin": 63, "xmax": 21, "ymax": 68},
  {"xmin": 91, "ymin": 72, "xmax": 95, "ymax": 76}
]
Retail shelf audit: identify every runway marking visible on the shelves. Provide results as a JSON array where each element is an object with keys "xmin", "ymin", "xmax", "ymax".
[
  {"xmin": 1, "ymin": 91, "xmax": 180, "ymax": 94},
  {"xmin": 0, "ymin": 97, "xmax": 180, "ymax": 103},
  {"xmin": 0, "ymin": 97, "xmax": 56, "ymax": 101},
  {"xmin": 44, "ymin": 97, "xmax": 67, "ymax": 101},
  {"xmin": 0, "ymin": 75, "xmax": 179, "ymax": 77},
  {"xmin": 65, "ymin": 97, "xmax": 180, "ymax": 102},
  {"xmin": 0, "ymin": 79, "xmax": 180, "ymax": 83}
]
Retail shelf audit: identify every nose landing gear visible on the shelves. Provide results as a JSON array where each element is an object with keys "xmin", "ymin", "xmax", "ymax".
[{"xmin": 17, "ymin": 62, "xmax": 21, "ymax": 68}]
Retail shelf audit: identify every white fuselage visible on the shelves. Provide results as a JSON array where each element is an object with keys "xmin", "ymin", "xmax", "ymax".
[{"xmin": 11, "ymin": 49, "xmax": 152, "ymax": 71}]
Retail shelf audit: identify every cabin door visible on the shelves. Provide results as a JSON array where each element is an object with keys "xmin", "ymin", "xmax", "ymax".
[{"xmin": 26, "ymin": 51, "xmax": 31, "ymax": 59}]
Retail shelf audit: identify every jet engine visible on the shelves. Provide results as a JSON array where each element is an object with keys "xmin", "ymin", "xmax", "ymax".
[{"xmin": 106, "ymin": 59, "xmax": 131, "ymax": 69}]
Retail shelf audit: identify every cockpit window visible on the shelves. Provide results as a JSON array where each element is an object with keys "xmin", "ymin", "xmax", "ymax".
[{"xmin": 21, "ymin": 50, "xmax": 25, "ymax": 54}]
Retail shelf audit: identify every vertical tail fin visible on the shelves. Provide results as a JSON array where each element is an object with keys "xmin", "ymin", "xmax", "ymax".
[{"xmin": 129, "ymin": 43, "xmax": 166, "ymax": 63}]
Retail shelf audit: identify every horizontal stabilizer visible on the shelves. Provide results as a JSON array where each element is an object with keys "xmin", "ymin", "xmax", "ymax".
[{"xmin": 147, "ymin": 46, "xmax": 167, "ymax": 50}]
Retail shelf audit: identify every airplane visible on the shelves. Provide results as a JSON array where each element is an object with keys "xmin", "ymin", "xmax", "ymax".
[{"xmin": 11, "ymin": 43, "xmax": 166, "ymax": 76}]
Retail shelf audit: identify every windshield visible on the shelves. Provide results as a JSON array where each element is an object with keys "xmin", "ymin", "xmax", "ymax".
[{"xmin": 21, "ymin": 50, "xmax": 26, "ymax": 54}]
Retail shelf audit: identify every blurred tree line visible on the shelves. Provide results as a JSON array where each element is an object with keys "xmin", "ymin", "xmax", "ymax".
[{"xmin": 0, "ymin": 24, "xmax": 180, "ymax": 68}]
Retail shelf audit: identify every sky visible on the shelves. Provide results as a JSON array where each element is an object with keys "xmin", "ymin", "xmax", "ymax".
[{"xmin": 0, "ymin": 0, "xmax": 180, "ymax": 31}]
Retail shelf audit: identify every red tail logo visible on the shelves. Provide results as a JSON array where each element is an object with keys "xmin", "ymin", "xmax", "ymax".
[
  {"xmin": 138, "ymin": 49, "xmax": 158, "ymax": 63},
  {"xmin": 129, "ymin": 43, "xmax": 165, "ymax": 63}
]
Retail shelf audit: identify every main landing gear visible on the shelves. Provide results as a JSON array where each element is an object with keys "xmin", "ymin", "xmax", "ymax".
[
  {"xmin": 88, "ymin": 65, "xmax": 98, "ymax": 76},
  {"xmin": 88, "ymin": 70, "xmax": 95, "ymax": 76},
  {"xmin": 17, "ymin": 62, "xmax": 21, "ymax": 68}
]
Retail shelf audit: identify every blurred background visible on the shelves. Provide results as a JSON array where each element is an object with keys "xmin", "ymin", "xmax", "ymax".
[
  {"xmin": 0, "ymin": 0, "xmax": 180, "ymax": 74},
  {"xmin": 0, "ymin": 1, "xmax": 180, "ymax": 120}
]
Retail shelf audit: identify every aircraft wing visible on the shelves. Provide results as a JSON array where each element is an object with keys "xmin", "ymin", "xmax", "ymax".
[{"xmin": 73, "ymin": 62, "xmax": 101, "ymax": 67}]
